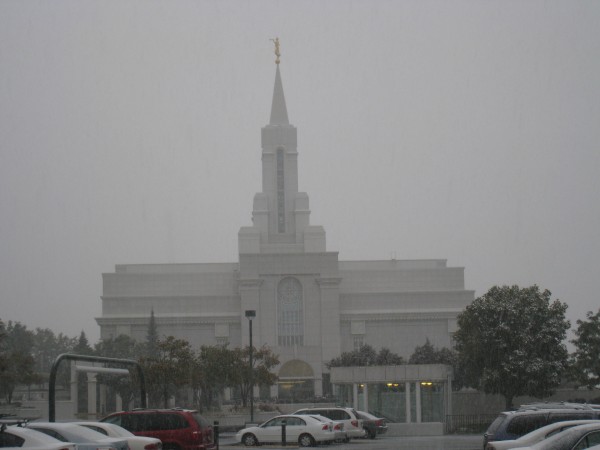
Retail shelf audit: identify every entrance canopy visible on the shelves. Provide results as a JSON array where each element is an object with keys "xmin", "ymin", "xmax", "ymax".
[{"xmin": 330, "ymin": 364, "xmax": 452, "ymax": 384}]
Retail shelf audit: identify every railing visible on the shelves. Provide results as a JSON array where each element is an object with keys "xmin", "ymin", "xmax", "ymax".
[{"xmin": 445, "ymin": 414, "xmax": 497, "ymax": 434}]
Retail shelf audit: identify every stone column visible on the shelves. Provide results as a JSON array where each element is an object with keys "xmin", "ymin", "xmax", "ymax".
[
  {"xmin": 87, "ymin": 373, "xmax": 97, "ymax": 420},
  {"xmin": 447, "ymin": 373, "xmax": 453, "ymax": 417},
  {"xmin": 316, "ymin": 278, "xmax": 342, "ymax": 364},
  {"xmin": 415, "ymin": 382, "xmax": 422, "ymax": 423},
  {"xmin": 70, "ymin": 362, "xmax": 78, "ymax": 416},
  {"xmin": 352, "ymin": 383, "xmax": 359, "ymax": 410},
  {"xmin": 99, "ymin": 384, "xmax": 106, "ymax": 416},
  {"xmin": 314, "ymin": 378, "xmax": 322, "ymax": 398},
  {"xmin": 405, "ymin": 382, "xmax": 411, "ymax": 423}
]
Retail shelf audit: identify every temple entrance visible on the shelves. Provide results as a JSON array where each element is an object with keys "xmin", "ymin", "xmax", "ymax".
[{"xmin": 277, "ymin": 360, "xmax": 314, "ymax": 402}]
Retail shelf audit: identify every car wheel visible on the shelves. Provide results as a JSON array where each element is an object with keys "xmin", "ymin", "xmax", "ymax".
[
  {"xmin": 242, "ymin": 433, "xmax": 259, "ymax": 446},
  {"xmin": 298, "ymin": 433, "xmax": 315, "ymax": 447}
]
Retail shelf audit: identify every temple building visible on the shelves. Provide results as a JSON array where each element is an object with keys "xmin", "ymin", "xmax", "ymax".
[{"xmin": 96, "ymin": 53, "xmax": 474, "ymax": 403}]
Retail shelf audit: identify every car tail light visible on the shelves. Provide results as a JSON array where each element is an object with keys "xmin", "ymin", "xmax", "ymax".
[
  {"xmin": 334, "ymin": 423, "xmax": 342, "ymax": 431},
  {"xmin": 322, "ymin": 424, "xmax": 330, "ymax": 431},
  {"xmin": 351, "ymin": 420, "xmax": 359, "ymax": 428}
]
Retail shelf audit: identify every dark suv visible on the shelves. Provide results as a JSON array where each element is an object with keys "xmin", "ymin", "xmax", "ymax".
[
  {"xmin": 483, "ymin": 403, "xmax": 600, "ymax": 448},
  {"xmin": 101, "ymin": 408, "xmax": 216, "ymax": 450}
]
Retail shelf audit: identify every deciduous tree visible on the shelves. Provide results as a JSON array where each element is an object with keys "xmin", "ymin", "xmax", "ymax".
[
  {"xmin": 94, "ymin": 334, "xmax": 143, "ymax": 407},
  {"xmin": 327, "ymin": 345, "xmax": 404, "ymax": 368},
  {"xmin": 409, "ymin": 339, "xmax": 463, "ymax": 389},
  {"xmin": 192, "ymin": 345, "xmax": 236, "ymax": 412},
  {"xmin": 231, "ymin": 345, "xmax": 279, "ymax": 407},
  {"xmin": 571, "ymin": 309, "xmax": 600, "ymax": 389},
  {"xmin": 0, "ymin": 321, "xmax": 41, "ymax": 403},
  {"xmin": 141, "ymin": 336, "xmax": 194, "ymax": 408},
  {"xmin": 454, "ymin": 285, "xmax": 569, "ymax": 409}
]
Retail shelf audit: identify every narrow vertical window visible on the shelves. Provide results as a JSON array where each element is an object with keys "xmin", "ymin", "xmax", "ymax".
[
  {"xmin": 277, "ymin": 148, "xmax": 285, "ymax": 233},
  {"xmin": 278, "ymin": 277, "xmax": 303, "ymax": 346}
]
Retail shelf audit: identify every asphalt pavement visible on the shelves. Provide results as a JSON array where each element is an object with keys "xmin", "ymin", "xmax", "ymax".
[{"xmin": 217, "ymin": 433, "xmax": 483, "ymax": 450}]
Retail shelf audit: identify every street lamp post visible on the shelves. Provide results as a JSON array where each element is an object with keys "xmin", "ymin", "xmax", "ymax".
[{"xmin": 245, "ymin": 310, "xmax": 256, "ymax": 423}]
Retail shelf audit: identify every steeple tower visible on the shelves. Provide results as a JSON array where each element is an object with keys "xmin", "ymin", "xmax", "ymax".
[
  {"xmin": 238, "ymin": 42, "xmax": 326, "ymax": 254},
  {"xmin": 269, "ymin": 65, "xmax": 289, "ymax": 126}
]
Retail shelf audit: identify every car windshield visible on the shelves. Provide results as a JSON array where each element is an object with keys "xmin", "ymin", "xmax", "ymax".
[
  {"xmin": 486, "ymin": 415, "xmax": 507, "ymax": 435},
  {"xmin": 533, "ymin": 428, "xmax": 589, "ymax": 449}
]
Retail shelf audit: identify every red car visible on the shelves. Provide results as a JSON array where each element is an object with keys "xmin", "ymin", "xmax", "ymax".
[{"xmin": 102, "ymin": 408, "xmax": 216, "ymax": 450}]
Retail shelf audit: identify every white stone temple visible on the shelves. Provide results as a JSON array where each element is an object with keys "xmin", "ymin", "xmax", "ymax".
[{"xmin": 96, "ymin": 55, "xmax": 474, "ymax": 400}]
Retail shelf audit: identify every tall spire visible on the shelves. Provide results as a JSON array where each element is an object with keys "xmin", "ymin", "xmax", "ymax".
[{"xmin": 269, "ymin": 38, "xmax": 289, "ymax": 125}]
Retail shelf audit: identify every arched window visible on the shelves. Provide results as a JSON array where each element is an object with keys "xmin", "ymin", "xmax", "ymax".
[{"xmin": 278, "ymin": 277, "xmax": 303, "ymax": 346}]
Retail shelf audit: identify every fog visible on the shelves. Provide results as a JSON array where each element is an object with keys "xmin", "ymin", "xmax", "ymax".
[{"xmin": 1, "ymin": 1, "xmax": 599, "ymax": 343}]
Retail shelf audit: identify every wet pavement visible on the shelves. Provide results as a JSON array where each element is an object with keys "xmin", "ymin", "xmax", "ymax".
[{"xmin": 216, "ymin": 433, "xmax": 483, "ymax": 450}]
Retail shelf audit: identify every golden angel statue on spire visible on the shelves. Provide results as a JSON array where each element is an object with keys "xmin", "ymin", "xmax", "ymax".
[{"xmin": 270, "ymin": 37, "xmax": 281, "ymax": 64}]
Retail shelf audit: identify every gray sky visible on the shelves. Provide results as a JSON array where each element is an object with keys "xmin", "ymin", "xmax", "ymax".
[{"xmin": 1, "ymin": 1, "xmax": 599, "ymax": 344}]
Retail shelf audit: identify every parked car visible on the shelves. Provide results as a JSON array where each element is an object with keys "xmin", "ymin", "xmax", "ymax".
[
  {"xmin": 26, "ymin": 422, "xmax": 128, "ymax": 450},
  {"xmin": 235, "ymin": 414, "xmax": 337, "ymax": 447},
  {"xmin": 0, "ymin": 423, "xmax": 77, "ymax": 450},
  {"xmin": 485, "ymin": 420, "xmax": 600, "ymax": 450},
  {"xmin": 73, "ymin": 421, "xmax": 162, "ymax": 450},
  {"xmin": 484, "ymin": 404, "xmax": 600, "ymax": 448},
  {"xmin": 292, "ymin": 407, "xmax": 366, "ymax": 439},
  {"xmin": 355, "ymin": 410, "xmax": 388, "ymax": 439},
  {"xmin": 294, "ymin": 414, "xmax": 347, "ymax": 442},
  {"xmin": 101, "ymin": 408, "xmax": 216, "ymax": 450},
  {"xmin": 509, "ymin": 422, "xmax": 600, "ymax": 449}
]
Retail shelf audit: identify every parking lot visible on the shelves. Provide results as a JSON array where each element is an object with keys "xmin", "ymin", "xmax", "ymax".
[{"xmin": 217, "ymin": 433, "xmax": 483, "ymax": 450}]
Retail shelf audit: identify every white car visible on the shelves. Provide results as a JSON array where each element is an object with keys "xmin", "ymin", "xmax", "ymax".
[
  {"xmin": 235, "ymin": 414, "xmax": 337, "ymax": 447},
  {"xmin": 295, "ymin": 414, "xmax": 348, "ymax": 442},
  {"xmin": 510, "ymin": 422, "xmax": 600, "ymax": 450},
  {"xmin": 73, "ymin": 421, "xmax": 162, "ymax": 450},
  {"xmin": 26, "ymin": 422, "xmax": 128, "ymax": 450},
  {"xmin": 0, "ymin": 424, "xmax": 77, "ymax": 450},
  {"xmin": 486, "ymin": 420, "xmax": 600, "ymax": 450},
  {"xmin": 292, "ymin": 407, "xmax": 366, "ymax": 439}
]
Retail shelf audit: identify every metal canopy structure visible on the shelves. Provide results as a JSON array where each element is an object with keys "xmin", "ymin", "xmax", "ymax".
[{"xmin": 48, "ymin": 353, "xmax": 146, "ymax": 421}]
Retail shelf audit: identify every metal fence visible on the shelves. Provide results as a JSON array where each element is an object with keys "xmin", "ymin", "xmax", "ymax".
[{"xmin": 445, "ymin": 414, "xmax": 497, "ymax": 434}]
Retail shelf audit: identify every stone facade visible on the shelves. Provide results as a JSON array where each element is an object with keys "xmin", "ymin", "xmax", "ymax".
[{"xmin": 97, "ymin": 63, "xmax": 474, "ymax": 399}]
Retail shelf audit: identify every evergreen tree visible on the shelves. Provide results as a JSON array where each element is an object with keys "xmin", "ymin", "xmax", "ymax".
[
  {"xmin": 145, "ymin": 309, "xmax": 159, "ymax": 357},
  {"xmin": 73, "ymin": 330, "xmax": 94, "ymax": 355}
]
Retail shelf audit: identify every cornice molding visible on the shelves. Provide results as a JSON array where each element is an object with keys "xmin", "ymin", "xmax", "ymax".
[
  {"xmin": 96, "ymin": 315, "xmax": 240, "ymax": 326},
  {"xmin": 340, "ymin": 310, "xmax": 461, "ymax": 322},
  {"xmin": 237, "ymin": 278, "xmax": 264, "ymax": 290},
  {"xmin": 315, "ymin": 277, "xmax": 342, "ymax": 288}
]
